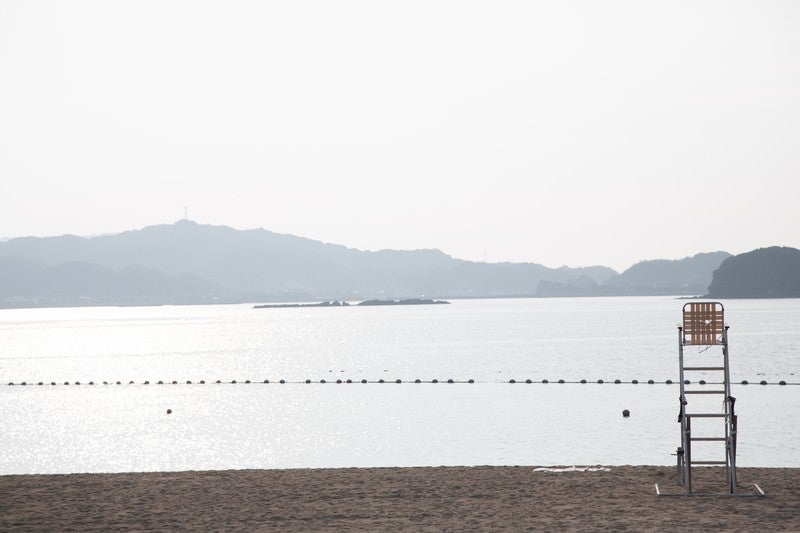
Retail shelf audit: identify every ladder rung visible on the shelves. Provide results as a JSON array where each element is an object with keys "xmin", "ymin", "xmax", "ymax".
[
  {"xmin": 690, "ymin": 437, "xmax": 726, "ymax": 441},
  {"xmin": 685, "ymin": 413, "xmax": 728, "ymax": 418},
  {"xmin": 685, "ymin": 390, "xmax": 726, "ymax": 394},
  {"xmin": 683, "ymin": 366, "xmax": 725, "ymax": 371},
  {"xmin": 689, "ymin": 461, "xmax": 728, "ymax": 465}
]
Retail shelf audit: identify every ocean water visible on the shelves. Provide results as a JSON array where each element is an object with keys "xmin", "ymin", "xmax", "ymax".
[{"xmin": 1, "ymin": 297, "xmax": 798, "ymax": 474}]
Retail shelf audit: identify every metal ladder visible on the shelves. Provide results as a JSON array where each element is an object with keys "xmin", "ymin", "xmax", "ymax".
[{"xmin": 676, "ymin": 302, "xmax": 738, "ymax": 495}]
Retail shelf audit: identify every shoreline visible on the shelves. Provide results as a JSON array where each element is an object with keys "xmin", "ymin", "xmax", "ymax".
[{"xmin": 2, "ymin": 465, "xmax": 798, "ymax": 530}]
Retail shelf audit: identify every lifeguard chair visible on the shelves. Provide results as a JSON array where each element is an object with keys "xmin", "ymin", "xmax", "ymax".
[{"xmin": 657, "ymin": 302, "xmax": 763, "ymax": 496}]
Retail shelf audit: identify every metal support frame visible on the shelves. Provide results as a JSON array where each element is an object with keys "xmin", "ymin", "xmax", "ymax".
[{"xmin": 659, "ymin": 302, "xmax": 762, "ymax": 497}]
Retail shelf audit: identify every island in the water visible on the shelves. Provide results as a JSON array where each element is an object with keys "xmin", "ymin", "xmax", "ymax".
[{"xmin": 254, "ymin": 298, "xmax": 449, "ymax": 309}]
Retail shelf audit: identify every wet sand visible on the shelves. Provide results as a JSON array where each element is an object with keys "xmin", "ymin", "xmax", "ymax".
[{"xmin": 1, "ymin": 466, "xmax": 798, "ymax": 531}]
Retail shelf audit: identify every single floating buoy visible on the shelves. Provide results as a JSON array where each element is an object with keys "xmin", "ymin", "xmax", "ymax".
[
  {"xmin": 279, "ymin": 379, "xmax": 285, "ymax": 384},
  {"xmin": 558, "ymin": 379, "xmax": 565, "ymax": 384},
  {"xmin": 741, "ymin": 380, "xmax": 749, "ymax": 385},
  {"xmin": 414, "ymin": 379, "xmax": 421, "ymax": 383},
  {"xmin": 597, "ymin": 379, "xmax": 604, "ymax": 384},
  {"xmin": 614, "ymin": 379, "xmax": 621, "ymax": 384},
  {"xmin": 699, "ymin": 379, "xmax": 706, "ymax": 385},
  {"xmin": 760, "ymin": 380, "xmax": 767, "ymax": 385},
  {"xmin": 320, "ymin": 379, "xmax": 326, "ymax": 384},
  {"xmin": 396, "ymin": 379, "xmax": 402, "ymax": 384},
  {"xmin": 432, "ymin": 379, "xmax": 439, "ymax": 383},
  {"xmin": 336, "ymin": 379, "xmax": 342, "ymax": 384},
  {"xmin": 447, "ymin": 379, "xmax": 453, "ymax": 384},
  {"xmin": 509, "ymin": 379, "xmax": 516, "ymax": 384},
  {"xmin": 622, "ymin": 409, "xmax": 630, "ymax": 418},
  {"xmin": 665, "ymin": 379, "xmax": 673, "ymax": 384},
  {"xmin": 378, "ymin": 379, "xmax": 385, "ymax": 383},
  {"xmin": 468, "ymin": 379, "xmax": 474, "ymax": 384},
  {"xmin": 542, "ymin": 379, "xmax": 548, "ymax": 384},
  {"xmin": 526, "ymin": 379, "xmax": 532, "ymax": 384},
  {"xmin": 305, "ymin": 379, "xmax": 311, "ymax": 384},
  {"xmin": 361, "ymin": 379, "xmax": 367, "ymax": 384},
  {"xmin": 779, "ymin": 380, "xmax": 787, "ymax": 385},
  {"xmin": 346, "ymin": 379, "xmax": 352, "ymax": 384},
  {"xmin": 631, "ymin": 380, "xmax": 638, "ymax": 384},
  {"xmin": 647, "ymin": 379, "xmax": 654, "ymax": 384},
  {"xmin": 263, "ymin": 379, "xmax": 269, "ymax": 384},
  {"xmin": 166, "ymin": 409, "xmax": 172, "ymax": 415},
  {"xmin": 580, "ymin": 379, "xmax": 587, "ymax": 384}
]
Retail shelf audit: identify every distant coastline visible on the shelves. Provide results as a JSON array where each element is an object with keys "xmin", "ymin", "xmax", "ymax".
[{"xmin": 254, "ymin": 298, "xmax": 450, "ymax": 309}]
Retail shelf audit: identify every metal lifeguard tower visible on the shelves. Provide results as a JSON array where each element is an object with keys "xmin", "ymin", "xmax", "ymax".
[{"xmin": 659, "ymin": 302, "xmax": 764, "ymax": 496}]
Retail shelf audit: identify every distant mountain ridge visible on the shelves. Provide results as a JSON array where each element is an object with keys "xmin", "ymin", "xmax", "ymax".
[
  {"xmin": 0, "ymin": 220, "xmax": 761, "ymax": 308},
  {"xmin": 707, "ymin": 246, "xmax": 800, "ymax": 298},
  {"xmin": 1, "ymin": 220, "xmax": 617, "ymax": 306},
  {"xmin": 536, "ymin": 251, "xmax": 732, "ymax": 297}
]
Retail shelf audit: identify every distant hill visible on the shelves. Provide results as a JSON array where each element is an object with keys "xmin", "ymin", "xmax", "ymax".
[
  {"xmin": 0, "ymin": 255, "xmax": 220, "ymax": 307},
  {"xmin": 0, "ymin": 220, "xmax": 617, "ymax": 306},
  {"xmin": 536, "ymin": 252, "xmax": 731, "ymax": 297},
  {"xmin": 706, "ymin": 247, "xmax": 800, "ymax": 298}
]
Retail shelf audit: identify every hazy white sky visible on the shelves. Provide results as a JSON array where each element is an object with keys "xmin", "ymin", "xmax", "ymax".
[{"xmin": 1, "ymin": 1, "xmax": 798, "ymax": 271}]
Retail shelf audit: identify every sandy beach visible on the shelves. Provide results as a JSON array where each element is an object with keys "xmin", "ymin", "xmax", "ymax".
[{"xmin": 1, "ymin": 466, "xmax": 798, "ymax": 531}]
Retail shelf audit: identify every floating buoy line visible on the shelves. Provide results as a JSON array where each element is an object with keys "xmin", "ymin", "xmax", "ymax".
[{"xmin": 4, "ymin": 378, "xmax": 797, "ymax": 386}]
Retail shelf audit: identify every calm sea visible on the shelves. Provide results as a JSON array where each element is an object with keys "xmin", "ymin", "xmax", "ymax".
[{"xmin": 1, "ymin": 297, "xmax": 798, "ymax": 474}]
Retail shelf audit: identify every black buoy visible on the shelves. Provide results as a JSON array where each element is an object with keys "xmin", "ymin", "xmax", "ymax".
[
  {"xmin": 580, "ymin": 379, "xmax": 587, "ymax": 384},
  {"xmin": 346, "ymin": 379, "xmax": 352, "ymax": 383},
  {"xmin": 396, "ymin": 379, "xmax": 402, "ymax": 384},
  {"xmin": 622, "ymin": 409, "xmax": 630, "ymax": 418},
  {"xmin": 447, "ymin": 379, "xmax": 454, "ymax": 384},
  {"xmin": 468, "ymin": 379, "xmax": 474, "ymax": 384},
  {"xmin": 336, "ymin": 379, "xmax": 342, "ymax": 384},
  {"xmin": 699, "ymin": 379, "xmax": 706, "ymax": 385},
  {"xmin": 509, "ymin": 379, "xmax": 516, "ymax": 384},
  {"xmin": 320, "ymin": 379, "xmax": 326, "ymax": 384},
  {"xmin": 760, "ymin": 380, "xmax": 767, "ymax": 385},
  {"xmin": 597, "ymin": 379, "xmax": 604, "ymax": 384},
  {"xmin": 779, "ymin": 380, "xmax": 787, "ymax": 385},
  {"xmin": 279, "ymin": 379, "xmax": 285, "ymax": 384},
  {"xmin": 614, "ymin": 379, "xmax": 621, "ymax": 384},
  {"xmin": 305, "ymin": 379, "xmax": 311, "ymax": 384},
  {"xmin": 361, "ymin": 379, "xmax": 367, "ymax": 384},
  {"xmin": 378, "ymin": 379, "xmax": 385, "ymax": 383},
  {"xmin": 166, "ymin": 409, "xmax": 172, "ymax": 415},
  {"xmin": 558, "ymin": 379, "xmax": 565, "ymax": 384},
  {"xmin": 647, "ymin": 379, "xmax": 654, "ymax": 384},
  {"xmin": 666, "ymin": 379, "xmax": 673, "ymax": 384},
  {"xmin": 631, "ymin": 379, "xmax": 638, "ymax": 384},
  {"xmin": 432, "ymin": 379, "xmax": 438, "ymax": 383},
  {"xmin": 414, "ymin": 379, "xmax": 421, "ymax": 383},
  {"xmin": 541, "ymin": 379, "xmax": 548, "ymax": 384},
  {"xmin": 526, "ymin": 379, "xmax": 532, "ymax": 384},
  {"xmin": 741, "ymin": 380, "xmax": 749, "ymax": 385}
]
